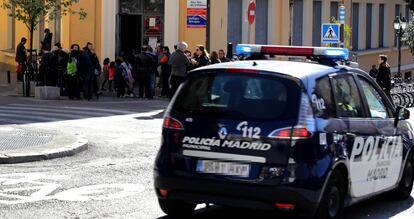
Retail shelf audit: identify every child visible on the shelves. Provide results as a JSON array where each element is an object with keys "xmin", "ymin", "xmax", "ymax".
[
  {"xmin": 101, "ymin": 58, "xmax": 110, "ymax": 91},
  {"xmin": 114, "ymin": 58, "xmax": 126, "ymax": 98},
  {"xmin": 108, "ymin": 61, "xmax": 115, "ymax": 92}
]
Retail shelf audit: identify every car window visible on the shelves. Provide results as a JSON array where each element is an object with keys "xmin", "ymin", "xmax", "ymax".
[
  {"xmin": 313, "ymin": 76, "xmax": 335, "ymax": 118},
  {"xmin": 172, "ymin": 71, "xmax": 301, "ymax": 121},
  {"xmin": 358, "ymin": 77, "xmax": 389, "ymax": 119},
  {"xmin": 332, "ymin": 75, "xmax": 365, "ymax": 118}
]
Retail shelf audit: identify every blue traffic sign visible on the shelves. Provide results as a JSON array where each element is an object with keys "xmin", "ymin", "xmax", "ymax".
[{"xmin": 321, "ymin": 23, "xmax": 340, "ymax": 43}]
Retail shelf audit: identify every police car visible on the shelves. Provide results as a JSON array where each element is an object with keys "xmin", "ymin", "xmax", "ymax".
[{"xmin": 154, "ymin": 44, "xmax": 414, "ymax": 219}]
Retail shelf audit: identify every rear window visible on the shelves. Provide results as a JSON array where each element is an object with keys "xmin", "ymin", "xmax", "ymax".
[{"xmin": 172, "ymin": 71, "xmax": 301, "ymax": 121}]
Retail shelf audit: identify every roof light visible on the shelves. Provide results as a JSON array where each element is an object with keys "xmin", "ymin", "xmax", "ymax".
[
  {"xmin": 236, "ymin": 44, "xmax": 349, "ymax": 60},
  {"xmin": 226, "ymin": 68, "xmax": 259, "ymax": 74}
]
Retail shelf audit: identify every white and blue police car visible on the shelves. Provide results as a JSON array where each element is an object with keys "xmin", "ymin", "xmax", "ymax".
[{"xmin": 154, "ymin": 44, "xmax": 414, "ymax": 219}]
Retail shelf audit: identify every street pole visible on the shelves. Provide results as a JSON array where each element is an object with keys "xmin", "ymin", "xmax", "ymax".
[
  {"xmin": 206, "ymin": 0, "xmax": 210, "ymax": 51},
  {"xmin": 289, "ymin": 0, "xmax": 293, "ymax": 46},
  {"xmin": 398, "ymin": 27, "xmax": 402, "ymax": 77}
]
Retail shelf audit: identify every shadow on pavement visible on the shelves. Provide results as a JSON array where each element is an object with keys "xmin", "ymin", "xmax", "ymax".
[
  {"xmin": 343, "ymin": 194, "xmax": 414, "ymax": 219},
  {"xmin": 156, "ymin": 205, "xmax": 305, "ymax": 219},
  {"xmin": 157, "ymin": 195, "xmax": 414, "ymax": 219},
  {"xmin": 134, "ymin": 111, "xmax": 165, "ymax": 120}
]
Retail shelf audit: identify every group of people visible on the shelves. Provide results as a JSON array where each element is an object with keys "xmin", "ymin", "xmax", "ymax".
[{"xmin": 15, "ymin": 35, "xmax": 235, "ymax": 101}]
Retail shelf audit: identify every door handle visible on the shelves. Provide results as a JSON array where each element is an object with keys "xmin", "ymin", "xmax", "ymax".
[{"xmin": 346, "ymin": 133, "xmax": 357, "ymax": 137}]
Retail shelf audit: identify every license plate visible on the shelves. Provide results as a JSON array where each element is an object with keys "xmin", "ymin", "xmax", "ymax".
[{"xmin": 196, "ymin": 160, "xmax": 250, "ymax": 178}]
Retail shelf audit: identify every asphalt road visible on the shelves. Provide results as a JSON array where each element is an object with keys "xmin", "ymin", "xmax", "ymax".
[{"xmin": 0, "ymin": 96, "xmax": 413, "ymax": 219}]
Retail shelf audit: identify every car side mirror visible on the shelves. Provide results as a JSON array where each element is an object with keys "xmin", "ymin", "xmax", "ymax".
[{"xmin": 395, "ymin": 106, "xmax": 410, "ymax": 127}]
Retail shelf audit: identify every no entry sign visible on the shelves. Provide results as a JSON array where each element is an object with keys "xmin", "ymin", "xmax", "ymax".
[{"xmin": 247, "ymin": 1, "xmax": 256, "ymax": 25}]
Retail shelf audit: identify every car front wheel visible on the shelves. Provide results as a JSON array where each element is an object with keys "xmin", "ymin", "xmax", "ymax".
[{"xmin": 393, "ymin": 154, "xmax": 414, "ymax": 200}]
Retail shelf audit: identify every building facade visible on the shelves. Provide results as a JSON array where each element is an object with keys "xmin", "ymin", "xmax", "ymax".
[{"xmin": 0, "ymin": 0, "xmax": 413, "ymax": 79}]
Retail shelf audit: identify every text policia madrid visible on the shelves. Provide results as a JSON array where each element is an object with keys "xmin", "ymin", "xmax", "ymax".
[
  {"xmin": 182, "ymin": 136, "xmax": 272, "ymax": 151},
  {"xmin": 350, "ymin": 136, "xmax": 403, "ymax": 182}
]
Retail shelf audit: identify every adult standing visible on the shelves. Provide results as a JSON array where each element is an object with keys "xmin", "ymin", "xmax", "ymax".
[
  {"xmin": 67, "ymin": 44, "xmax": 81, "ymax": 100},
  {"xmin": 42, "ymin": 28, "xmax": 53, "ymax": 51},
  {"xmin": 15, "ymin": 37, "xmax": 27, "ymax": 82},
  {"xmin": 369, "ymin": 64, "xmax": 378, "ymax": 79},
  {"xmin": 218, "ymin": 49, "xmax": 231, "ymax": 63},
  {"xmin": 168, "ymin": 41, "xmax": 192, "ymax": 100},
  {"xmin": 194, "ymin": 45, "xmax": 210, "ymax": 68},
  {"xmin": 136, "ymin": 46, "xmax": 156, "ymax": 99},
  {"xmin": 39, "ymin": 46, "xmax": 58, "ymax": 86},
  {"xmin": 78, "ymin": 46, "xmax": 95, "ymax": 101},
  {"xmin": 54, "ymin": 44, "xmax": 69, "ymax": 94},
  {"xmin": 84, "ymin": 42, "xmax": 102, "ymax": 99},
  {"xmin": 210, "ymin": 51, "xmax": 221, "ymax": 64},
  {"xmin": 159, "ymin": 46, "xmax": 171, "ymax": 97},
  {"xmin": 376, "ymin": 55, "xmax": 392, "ymax": 98}
]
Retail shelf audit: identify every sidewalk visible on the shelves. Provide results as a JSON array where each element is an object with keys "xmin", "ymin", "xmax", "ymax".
[{"xmin": 0, "ymin": 126, "xmax": 88, "ymax": 164}]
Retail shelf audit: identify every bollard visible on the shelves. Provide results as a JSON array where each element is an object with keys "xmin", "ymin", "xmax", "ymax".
[
  {"xmin": 227, "ymin": 43, "xmax": 233, "ymax": 60},
  {"xmin": 7, "ymin": 71, "xmax": 11, "ymax": 83}
]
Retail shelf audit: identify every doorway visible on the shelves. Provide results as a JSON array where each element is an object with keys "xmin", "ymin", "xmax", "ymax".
[{"xmin": 119, "ymin": 14, "xmax": 142, "ymax": 56}]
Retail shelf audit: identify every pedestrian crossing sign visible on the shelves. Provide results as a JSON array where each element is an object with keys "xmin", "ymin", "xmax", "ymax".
[{"xmin": 321, "ymin": 23, "xmax": 340, "ymax": 43}]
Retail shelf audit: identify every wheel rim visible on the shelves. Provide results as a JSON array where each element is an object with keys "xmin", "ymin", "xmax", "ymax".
[
  {"xmin": 404, "ymin": 161, "xmax": 413, "ymax": 188},
  {"xmin": 328, "ymin": 186, "xmax": 340, "ymax": 217}
]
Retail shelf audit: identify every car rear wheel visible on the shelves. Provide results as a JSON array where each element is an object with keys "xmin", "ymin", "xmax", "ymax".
[
  {"xmin": 158, "ymin": 198, "xmax": 196, "ymax": 218},
  {"xmin": 393, "ymin": 154, "xmax": 414, "ymax": 200},
  {"xmin": 314, "ymin": 171, "xmax": 345, "ymax": 219}
]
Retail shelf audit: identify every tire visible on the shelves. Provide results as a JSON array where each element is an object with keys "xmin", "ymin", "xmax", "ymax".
[
  {"xmin": 393, "ymin": 153, "xmax": 414, "ymax": 200},
  {"xmin": 314, "ymin": 171, "xmax": 346, "ymax": 219},
  {"xmin": 158, "ymin": 198, "xmax": 196, "ymax": 218}
]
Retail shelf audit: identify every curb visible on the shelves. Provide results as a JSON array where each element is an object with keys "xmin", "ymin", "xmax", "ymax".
[{"xmin": 0, "ymin": 135, "xmax": 88, "ymax": 164}]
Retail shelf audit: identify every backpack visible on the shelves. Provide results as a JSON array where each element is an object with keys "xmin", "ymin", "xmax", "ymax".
[{"xmin": 67, "ymin": 57, "xmax": 77, "ymax": 76}]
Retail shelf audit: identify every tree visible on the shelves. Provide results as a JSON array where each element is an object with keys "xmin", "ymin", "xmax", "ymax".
[
  {"xmin": 1, "ymin": 0, "xmax": 86, "ymax": 57},
  {"xmin": 405, "ymin": 12, "xmax": 414, "ymax": 57}
]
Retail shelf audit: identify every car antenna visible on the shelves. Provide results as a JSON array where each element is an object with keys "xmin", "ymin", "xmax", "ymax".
[{"xmin": 253, "ymin": 61, "xmax": 258, "ymax": 66}]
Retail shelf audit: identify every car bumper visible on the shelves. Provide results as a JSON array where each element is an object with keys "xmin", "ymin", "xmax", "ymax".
[{"xmin": 154, "ymin": 170, "xmax": 320, "ymax": 216}]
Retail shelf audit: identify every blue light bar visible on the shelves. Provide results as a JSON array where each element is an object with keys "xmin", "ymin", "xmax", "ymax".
[
  {"xmin": 236, "ymin": 44, "xmax": 261, "ymax": 55},
  {"xmin": 314, "ymin": 47, "xmax": 349, "ymax": 60},
  {"xmin": 236, "ymin": 44, "xmax": 349, "ymax": 60}
]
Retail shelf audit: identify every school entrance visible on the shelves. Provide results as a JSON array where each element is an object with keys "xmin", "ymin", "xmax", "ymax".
[{"xmin": 117, "ymin": 0, "xmax": 164, "ymax": 56}]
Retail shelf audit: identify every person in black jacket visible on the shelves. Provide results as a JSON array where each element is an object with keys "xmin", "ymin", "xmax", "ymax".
[
  {"xmin": 42, "ymin": 29, "xmax": 53, "ymax": 51},
  {"xmin": 136, "ymin": 46, "xmax": 156, "ymax": 99},
  {"xmin": 194, "ymin": 45, "xmax": 210, "ymax": 68},
  {"xmin": 78, "ymin": 47, "xmax": 95, "ymax": 101},
  {"xmin": 369, "ymin": 64, "xmax": 378, "ymax": 79},
  {"xmin": 84, "ymin": 42, "xmax": 102, "ymax": 99},
  {"xmin": 376, "ymin": 55, "xmax": 392, "ymax": 97},
  {"xmin": 15, "ymin": 37, "xmax": 27, "ymax": 81}
]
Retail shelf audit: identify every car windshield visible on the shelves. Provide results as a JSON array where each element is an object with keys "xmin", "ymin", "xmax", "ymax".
[{"xmin": 172, "ymin": 71, "xmax": 301, "ymax": 121}]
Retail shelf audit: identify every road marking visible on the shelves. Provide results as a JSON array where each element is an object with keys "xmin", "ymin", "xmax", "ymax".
[{"xmin": 0, "ymin": 173, "xmax": 144, "ymax": 205}]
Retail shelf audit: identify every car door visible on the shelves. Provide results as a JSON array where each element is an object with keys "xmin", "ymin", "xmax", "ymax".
[
  {"xmin": 330, "ymin": 73, "xmax": 380, "ymax": 198},
  {"xmin": 356, "ymin": 75, "xmax": 403, "ymax": 193}
]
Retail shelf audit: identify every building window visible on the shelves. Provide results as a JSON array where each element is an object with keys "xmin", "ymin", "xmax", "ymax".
[
  {"xmin": 379, "ymin": 4, "xmax": 385, "ymax": 48},
  {"xmin": 330, "ymin": 2, "xmax": 339, "ymax": 21},
  {"xmin": 120, "ymin": 0, "xmax": 143, "ymax": 14},
  {"xmin": 352, "ymin": 3, "xmax": 359, "ymax": 51},
  {"xmin": 227, "ymin": 0, "xmax": 242, "ymax": 51},
  {"xmin": 255, "ymin": 0, "xmax": 268, "ymax": 44},
  {"xmin": 4, "ymin": 6, "xmax": 16, "ymax": 50},
  {"xmin": 395, "ymin": 4, "xmax": 401, "ymax": 47},
  {"xmin": 292, "ymin": 0, "xmax": 303, "ymax": 46},
  {"xmin": 313, "ymin": 1, "xmax": 322, "ymax": 46},
  {"xmin": 144, "ymin": 0, "xmax": 164, "ymax": 12},
  {"xmin": 366, "ymin": 4, "xmax": 372, "ymax": 49}
]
